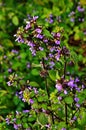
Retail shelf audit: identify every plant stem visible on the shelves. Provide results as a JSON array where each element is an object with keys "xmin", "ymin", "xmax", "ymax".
[
  {"xmin": 64, "ymin": 56, "xmax": 68, "ymax": 125},
  {"xmin": 45, "ymin": 77, "xmax": 54, "ymax": 124},
  {"xmin": 42, "ymin": 57, "xmax": 54, "ymax": 124},
  {"xmin": 65, "ymin": 103, "xmax": 68, "ymax": 125}
]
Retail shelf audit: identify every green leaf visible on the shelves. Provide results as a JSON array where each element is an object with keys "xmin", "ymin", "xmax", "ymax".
[
  {"xmin": 56, "ymin": 71, "xmax": 60, "ymax": 80},
  {"xmin": 43, "ymin": 29, "xmax": 53, "ymax": 38},
  {"xmin": 13, "ymin": 96, "xmax": 20, "ymax": 105},
  {"xmin": 49, "ymin": 70, "xmax": 56, "ymax": 81},
  {"xmin": 37, "ymin": 51, "xmax": 46, "ymax": 59},
  {"xmin": 12, "ymin": 16, "xmax": 19, "ymax": 26},
  {"xmin": 22, "ymin": 117, "xmax": 27, "ymax": 123},
  {"xmin": 64, "ymin": 96, "xmax": 73, "ymax": 104},
  {"xmin": 78, "ymin": 111, "xmax": 86, "ymax": 126},
  {"xmin": 72, "ymin": 128, "xmax": 80, "ymax": 130},
  {"xmin": 37, "ymin": 113, "xmax": 48, "ymax": 125},
  {"xmin": 31, "ymin": 69, "xmax": 40, "ymax": 76},
  {"xmin": 28, "ymin": 116, "xmax": 36, "ymax": 122},
  {"xmin": 23, "ymin": 123, "xmax": 29, "ymax": 128},
  {"xmin": 57, "ymin": 122, "xmax": 66, "ymax": 129},
  {"xmin": 29, "ymin": 81, "xmax": 39, "ymax": 87},
  {"xmin": 37, "ymin": 96, "xmax": 44, "ymax": 102},
  {"xmin": 2, "ymin": 39, "xmax": 13, "ymax": 48}
]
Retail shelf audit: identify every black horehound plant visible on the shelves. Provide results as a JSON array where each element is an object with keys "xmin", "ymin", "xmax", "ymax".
[{"xmin": 6, "ymin": 15, "xmax": 86, "ymax": 130}]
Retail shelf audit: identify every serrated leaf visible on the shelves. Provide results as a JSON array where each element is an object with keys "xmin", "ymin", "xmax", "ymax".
[{"xmin": 37, "ymin": 113, "xmax": 48, "ymax": 125}]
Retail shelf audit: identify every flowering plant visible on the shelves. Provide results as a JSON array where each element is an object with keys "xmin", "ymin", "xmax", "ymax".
[{"xmin": 5, "ymin": 15, "xmax": 86, "ymax": 130}]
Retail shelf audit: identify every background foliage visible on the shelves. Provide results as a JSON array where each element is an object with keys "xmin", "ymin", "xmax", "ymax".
[{"xmin": 0, "ymin": 0, "xmax": 86, "ymax": 129}]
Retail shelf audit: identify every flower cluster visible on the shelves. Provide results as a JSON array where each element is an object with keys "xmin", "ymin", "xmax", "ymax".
[
  {"xmin": 14, "ymin": 15, "xmax": 64, "ymax": 69},
  {"xmin": 16, "ymin": 86, "xmax": 37, "ymax": 104}
]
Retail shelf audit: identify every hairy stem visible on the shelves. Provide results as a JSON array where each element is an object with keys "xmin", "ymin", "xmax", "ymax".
[{"xmin": 64, "ymin": 56, "xmax": 68, "ymax": 125}]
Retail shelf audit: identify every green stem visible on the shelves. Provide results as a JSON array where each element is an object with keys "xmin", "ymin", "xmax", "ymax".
[{"xmin": 45, "ymin": 77, "xmax": 54, "ymax": 124}]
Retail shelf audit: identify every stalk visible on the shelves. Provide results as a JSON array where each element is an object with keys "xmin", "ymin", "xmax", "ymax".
[
  {"xmin": 42, "ymin": 58, "xmax": 54, "ymax": 124},
  {"xmin": 64, "ymin": 56, "xmax": 68, "ymax": 125}
]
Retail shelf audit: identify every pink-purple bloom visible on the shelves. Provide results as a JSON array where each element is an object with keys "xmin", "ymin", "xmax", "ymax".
[
  {"xmin": 29, "ymin": 99, "xmax": 34, "ymax": 104},
  {"xmin": 77, "ymin": 5, "xmax": 85, "ymax": 12},
  {"xmin": 55, "ymin": 83, "xmax": 62, "ymax": 91}
]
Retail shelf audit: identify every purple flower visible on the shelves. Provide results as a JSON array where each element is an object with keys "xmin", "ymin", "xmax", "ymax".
[
  {"xmin": 25, "ymin": 21, "xmax": 31, "ymax": 30},
  {"xmin": 49, "ymin": 61, "xmax": 55, "ymax": 68},
  {"xmin": 29, "ymin": 47, "xmax": 36, "ymax": 56},
  {"xmin": 8, "ymin": 68, "xmax": 12, "ymax": 73},
  {"xmin": 29, "ymin": 99, "xmax": 34, "ymax": 104},
  {"xmin": 76, "ymin": 103, "xmax": 80, "ymax": 108},
  {"xmin": 77, "ymin": 6, "xmax": 84, "ymax": 12},
  {"xmin": 72, "ymin": 116, "xmax": 77, "ymax": 121},
  {"xmin": 15, "ymin": 36, "xmax": 24, "ymax": 43},
  {"xmin": 68, "ymin": 11, "xmax": 75, "ymax": 17},
  {"xmin": 36, "ymin": 34, "xmax": 43, "ymax": 39},
  {"xmin": 49, "ymin": 53, "xmax": 53, "ymax": 58},
  {"xmin": 16, "ymin": 111, "xmax": 19, "ymax": 115},
  {"xmin": 74, "ymin": 97, "xmax": 79, "ymax": 102},
  {"xmin": 70, "ymin": 18, "xmax": 75, "ymax": 22},
  {"xmin": 27, "ymin": 41, "xmax": 35, "ymax": 47},
  {"xmin": 50, "ymin": 47, "xmax": 55, "ymax": 52},
  {"xmin": 75, "ymin": 87, "xmax": 80, "ymax": 92},
  {"xmin": 45, "ymin": 124, "xmax": 50, "ymax": 128},
  {"xmin": 55, "ymin": 54, "xmax": 60, "ymax": 61},
  {"xmin": 82, "ymin": 84, "xmax": 85, "ymax": 89},
  {"xmin": 39, "ymin": 47, "xmax": 44, "ymax": 51},
  {"xmin": 64, "ymin": 90, "xmax": 68, "ymax": 95},
  {"xmin": 6, "ymin": 118, "xmax": 10, "ymax": 125},
  {"xmin": 35, "ymin": 28, "xmax": 42, "ymax": 34},
  {"xmin": 12, "ymin": 118, "xmax": 16, "ymax": 122},
  {"xmin": 56, "ymin": 33, "xmax": 61, "ymax": 37},
  {"xmin": 42, "ymin": 109, "xmax": 46, "ymax": 113},
  {"xmin": 4, "ymin": 55, "xmax": 7, "ymax": 59},
  {"xmin": 58, "ymin": 96, "xmax": 62, "ymax": 101},
  {"xmin": 23, "ymin": 110, "xmax": 29, "ymax": 113},
  {"xmin": 27, "ymin": 62, "xmax": 30, "ymax": 68},
  {"xmin": 49, "ymin": 19, "xmax": 53, "ymax": 23},
  {"xmin": 84, "ymin": 31, "xmax": 86, "ymax": 35},
  {"xmin": 55, "ymin": 40, "xmax": 60, "ymax": 45},
  {"xmin": 33, "ymin": 88, "xmax": 38, "ymax": 94},
  {"xmin": 55, "ymin": 83, "xmax": 62, "ymax": 91},
  {"xmin": 7, "ymin": 81, "xmax": 11, "ymax": 86},
  {"xmin": 75, "ymin": 77, "xmax": 79, "ymax": 83},
  {"xmin": 61, "ymin": 128, "xmax": 66, "ymax": 130},
  {"xmin": 14, "ymin": 124, "xmax": 18, "ymax": 130},
  {"xmin": 33, "ymin": 16, "xmax": 38, "ymax": 21},
  {"xmin": 68, "ymin": 79, "xmax": 75, "ymax": 88},
  {"xmin": 43, "ymin": 39, "xmax": 48, "ymax": 43},
  {"xmin": 12, "ymin": 49, "xmax": 18, "ymax": 54}
]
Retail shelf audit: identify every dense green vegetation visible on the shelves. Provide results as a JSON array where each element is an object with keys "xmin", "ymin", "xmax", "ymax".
[{"xmin": 0, "ymin": 0, "xmax": 86, "ymax": 129}]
